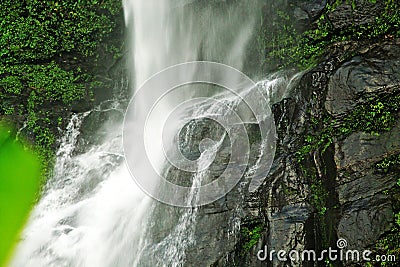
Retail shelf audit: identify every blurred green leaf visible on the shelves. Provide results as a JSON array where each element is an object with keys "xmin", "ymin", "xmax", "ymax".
[{"xmin": 0, "ymin": 123, "xmax": 41, "ymax": 267}]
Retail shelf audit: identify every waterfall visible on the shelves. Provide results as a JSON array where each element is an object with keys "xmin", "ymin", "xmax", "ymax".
[
  {"xmin": 122, "ymin": 1, "xmax": 267, "ymax": 265},
  {"xmin": 10, "ymin": 1, "xmax": 289, "ymax": 266},
  {"xmin": 10, "ymin": 99, "xmax": 153, "ymax": 266}
]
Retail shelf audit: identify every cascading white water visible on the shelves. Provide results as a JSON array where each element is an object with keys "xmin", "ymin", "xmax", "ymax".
[
  {"xmin": 123, "ymin": 0, "xmax": 263, "ymax": 173},
  {"xmin": 122, "ymin": 1, "xmax": 265, "ymax": 265},
  {"xmin": 10, "ymin": 1, "xmax": 291, "ymax": 266},
  {"xmin": 11, "ymin": 100, "xmax": 154, "ymax": 267}
]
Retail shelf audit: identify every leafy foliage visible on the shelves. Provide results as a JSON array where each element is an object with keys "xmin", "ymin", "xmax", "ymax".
[
  {"xmin": 310, "ymin": 179, "xmax": 329, "ymax": 216},
  {"xmin": 376, "ymin": 153, "xmax": 400, "ymax": 174},
  {"xmin": 0, "ymin": 0, "xmax": 121, "ymax": 63},
  {"xmin": 338, "ymin": 94, "xmax": 400, "ymax": 137},
  {"xmin": 2, "ymin": 62, "xmax": 87, "ymax": 105},
  {"xmin": 240, "ymin": 222, "xmax": 264, "ymax": 252},
  {"xmin": 0, "ymin": 1, "xmax": 122, "ymax": 262},
  {"xmin": 265, "ymin": 0, "xmax": 400, "ymax": 261},
  {"xmin": 296, "ymin": 93, "xmax": 400, "ymax": 162},
  {"xmin": 0, "ymin": 0, "xmax": 122, "ymax": 175},
  {"xmin": 296, "ymin": 93, "xmax": 400, "ymax": 250}
]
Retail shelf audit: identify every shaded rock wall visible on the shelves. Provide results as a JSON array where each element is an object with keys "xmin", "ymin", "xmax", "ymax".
[{"xmin": 183, "ymin": 1, "xmax": 400, "ymax": 266}]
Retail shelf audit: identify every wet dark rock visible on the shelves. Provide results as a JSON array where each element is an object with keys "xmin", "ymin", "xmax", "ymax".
[
  {"xmin": 185, "ymin": 2, "xmax": 400, "ymax": 265},
  {"xmin": 337, "ymin": 194, "xmax": 393, "ymax": 250},
  {"xmin": 75, "ymin": 101, "xmax": 125, "ymax": 154},
  {"xmin": 325, "ymin": 56, "xmax": 400, "ymax": 115},
  {"xmin": 335, "ymin": 121, "xmax": 400, "ymax": 170},
  {"xmin": 327, "ymin": 0, "xmax": 385, "ymax": 30},
  {"xmin": 144, "ymin": 119, "xmax": 264, "ymax": 266},
  {"xmin": 300, "ymin": 0, "xmax": 327, "ymax": 22}
]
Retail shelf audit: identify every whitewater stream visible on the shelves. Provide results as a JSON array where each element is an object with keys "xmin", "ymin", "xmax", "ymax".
[{"xmin": 11, "ymin": 1, "xmax": 296, "ymax": 266}]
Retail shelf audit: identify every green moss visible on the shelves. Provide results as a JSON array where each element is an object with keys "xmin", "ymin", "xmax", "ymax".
[
  {"xmin": 299, "ymin": 165, "xmax": 331, "ymax": 248},
  {"xmin": 0, "ymin": 76, "xmax": 23, "ymax": 95},
  {"xmin": 280, "ymin": 0, "xmax": 400, "ymax": 259},
  {"xmin": 242, "ymin": 226, "xmax": 263, "ymax": 252},
  {"xmin": 0, "ymin": 0, "xmax": 122, "ymax": 63},
  {"xmin": 310, "ymin": 180, "xmax": 328, "ymax": 216},
  {"xmin": 296, "ymin": 93, "xmax": 400, "ymax": 163},
  {"xmin": 373, "ymin": 224, "xmax": 400, "ymax": 266},
  {"xmin": 376, "ymin": 153, "xmax": 400, "ymax": 174},
  {"xmin": 239, "ymin": 220, "xmax": 264, "ymax": 253},
  {"xmin": 300, "ymin": 165, "xmax": 328, "ymax": 216},
  {"xmin": 0, "ymin": 0, "xmax": 122, "ymax": 179},
  {"xmin": 340, "ymin": 95, "xmax": 400, "ymax": 136},
  {"xmin": 296, "ymin": 99, "xmax": 400, "ymax": 260},
  {"xmin": 2, "ymin": 62, "xmax": 87, "ymax": 105}
]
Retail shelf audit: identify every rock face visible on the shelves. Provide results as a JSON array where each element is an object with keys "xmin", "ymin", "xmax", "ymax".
[
  {"xmin": 160, "ymin": 44, "xmax": 399, "ymax": 266},
  {"xmin": 206, "ymin": 55, "xmax": 398, "ymax": 266},
  {"xmin": 325, "ymin": 55, "xmax": 400, "ymax": 115},
  {"xmin": 327, "ymin": 0, "xmax": 385, "ymax": 30},
  {"xmin": 173, "ymin": 1, "xmax": 400, "ymax": 267}
]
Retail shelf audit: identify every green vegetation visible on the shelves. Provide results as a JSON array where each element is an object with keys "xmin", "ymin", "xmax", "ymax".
[
  {"xmin": 0, "ymin": 0, "xmax": 121, "ymax": 63},
  {"xmin": 340, "ymin": 95, "xmax": 400, "ymax": 136},
  {"xmin": 263, "ymin": 0, "xmax": 400, "ymax": 70},
  {"xmin": 296, "ymin": 93, "xmax": 400, "ymax": 163},
  {"xmin": 0, "ymin": 0, "xmax": 122, "ymax": 177},
  {"xmin": 0, "ymin": 1, "xmax": 122, "ymax": 262},
  {"xmin": 310, "ymin": 179, "xmax": 329, "ymax": 216},
  {"xmin": 376, "ymin": 153, "xmax": 400, "ymax": 174},
  {"xmin": 0, "ymin": 123, "xmax": 42, "ymax": 267},
  {"xmin": 241, "ymin": 226, "xmax": 263, "ymax": 252},
  {"xmin": 373, "ymin": 224, "xmax": 400, "ymax": 266},
  {"xmin": 300, "ymin": 163, "xmax": 332, "ymax": 249},
  {"xmin": 259, "ymin": 0, "xmax": 400, "ymax": 259},
  {"xmin": 239, "ymin": 220, "xmax": 264, "ymax": 253}
]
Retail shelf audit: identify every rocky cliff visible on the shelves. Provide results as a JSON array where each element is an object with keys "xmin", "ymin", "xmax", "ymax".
[{"xmin": 180, "ymin": 1, "xmax": 400, "ymax": 266}]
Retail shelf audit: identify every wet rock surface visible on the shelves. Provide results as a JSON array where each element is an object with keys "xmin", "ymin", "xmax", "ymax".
[
  {"xmin": 173, "ymin": 53, "xmax": 400, "ymax": 266},
  {"xmin": 325, "ymin": 55, "xmax": 400, "ymax": 115},
  {"xmin": 327, "ymin": 0, "xmax": 385, "ymax": 30},
  {"xmin": 179, "ymin": 1, "xmax": 400, "ymax": 266},
  {"xmin": 143, "ymin": 117, "xmax": 264, "ymax": 266}
]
